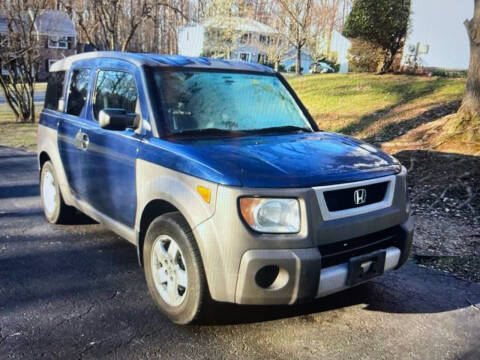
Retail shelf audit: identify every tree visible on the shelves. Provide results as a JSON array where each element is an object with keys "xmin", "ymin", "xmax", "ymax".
[
  {"xmin": 459, "ymin": 0, "xmax": 480, "ymax": 123},
  {"xmin": 70, "ymin": 0, "xmax": 186, "ymax": 52},
  {"xmin": 275, "ymin": 0, "xmax": 313, "ymax": 76},
  {"xmin": 255, "ymin": 31, "xmax": 288, "ymax": 71},
  {"xmin": 0, "ymin": 0, "xmax": 52, "ymax": 123},
  {"xmin": 307, "ymin": 0, "xmax": 343, "ymax": 66},
  {"xmin": 342, "ymin": 0, "xmax": 410, "ymax": 73},
  {"xmin": 203, "ymin": 0, "xmax": 241, "ymax": 59}
]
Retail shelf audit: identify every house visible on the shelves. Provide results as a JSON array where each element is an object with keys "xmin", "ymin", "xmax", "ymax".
[
  {"xmin": 178, "ymin": 17, "xmax": 277, "ymax": 64},
  {"xmin": 401, "ymin": 0, "xmax": 474, "ymax": 71},
  {"xmin": 179, "ymin": 18, "xmax": 350, "ymax": 74},
  {"xmin": 0, "ymin": 10, "xmax": 77, "ymax": 80}
]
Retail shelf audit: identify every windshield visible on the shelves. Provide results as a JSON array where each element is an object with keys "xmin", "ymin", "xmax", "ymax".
[{"xmin": 151, "ymin": 71, "xmax": 313, "ymax": 136}]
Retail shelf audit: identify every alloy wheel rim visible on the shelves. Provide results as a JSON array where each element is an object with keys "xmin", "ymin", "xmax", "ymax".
[
  {"xmin": 151, "ymin": 235, "xmax": 188, "ymax": 307},
  {"xmin": 42, "ymin": 170, "xmax": 57, "ymax": 215}
]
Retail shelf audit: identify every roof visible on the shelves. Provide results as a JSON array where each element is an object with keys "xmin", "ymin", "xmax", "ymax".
[
  {"xmin": 34, "ymin": 10, "xmax": 76, "ymax": 37},
  {"xmin": 50, "ymin": 51, "xmax": 276, "ymax": 73},
  {"xmin": 0, "ymin": 10, "xmax": 76, "ymax": 37},
  {"xmin": 203, "ymin": 17, "xmax": 277, "ymax": 35}
]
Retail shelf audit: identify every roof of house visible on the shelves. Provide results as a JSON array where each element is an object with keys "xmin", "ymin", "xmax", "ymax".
[
  {"xmin": 202, "ymin": 17, "xmax": 277, "ymax": 35},
  {"xmin": 50, "ymin": 51, "xmax": 276, "ymax": 73},
  {"xmin": 34, "ymin": 10, "xmax": 76, "ymax": 37},
  {"xmin": 0, "ymin": 10, "xmax": 76, "ymax": 36}
]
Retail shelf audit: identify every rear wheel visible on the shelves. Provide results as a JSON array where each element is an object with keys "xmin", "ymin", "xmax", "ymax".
[
  {"xmin": 40, "ymin": 161, "xmax": 75, "ymax": 224},
  {"xmin": 144, "ymin": 212, "xmax": 210, "ymax": 324}
]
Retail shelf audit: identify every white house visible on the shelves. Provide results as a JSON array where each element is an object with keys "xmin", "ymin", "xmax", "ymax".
[
  {"xmin": 401, "ymin": 0, "xmax": 474, "ymax": 70},
  {"xmin": 178, "ymin": 17, "xmax": 277, "ymax": 63},
  {"xmin": 178, "ymin": 18, "xmax": 350, "ymax": 73}
]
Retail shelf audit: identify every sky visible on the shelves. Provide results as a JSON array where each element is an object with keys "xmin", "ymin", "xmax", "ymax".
[{"xmin": 405, "ymin": 0, "xmax": 474, "ymax": 69}]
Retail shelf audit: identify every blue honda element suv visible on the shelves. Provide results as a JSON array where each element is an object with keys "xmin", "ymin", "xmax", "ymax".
[{"xmin": 38, "ymin": 52, "xmax": 413, "ymax": 324}]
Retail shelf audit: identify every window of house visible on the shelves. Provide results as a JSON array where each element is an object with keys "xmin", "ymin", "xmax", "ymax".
[
  {"xmin": 66, "ymin": 69, "xmax": 91, "ymax": 117},
  {"xmin": 44, "ymin": 71, "xmax": 66, "ymax": 111},
  {"xmin": 240, "ymin": 53, "xmax": 250, "ymax": 62},
  {"xmin": 258, "ymin": 54, "xmax": 267, "ymax": 64},
  {"xmin": 241, "ymin": 34, "xmax": 249, "ymax": 44},
  {"xmin": 93, "ymin": 70, "xmax": 138, "ymax": 121},
  {"xmin": 48, "ymin": 35, "xmax": 69, "ymax": 49}
]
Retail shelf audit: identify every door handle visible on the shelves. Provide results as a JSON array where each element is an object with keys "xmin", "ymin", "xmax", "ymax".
[{"xmin": 75, "ymin": 131, "xmax": 89, "ymax": 151}]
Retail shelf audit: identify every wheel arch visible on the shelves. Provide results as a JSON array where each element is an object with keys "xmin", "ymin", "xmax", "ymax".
[
  {"xmin": 38, "ymin": 151, "xmax": 51, "ymax": 170},
  {"xmin": 137, "ymin": 199, "xmax": 183, "ymax": 267}
]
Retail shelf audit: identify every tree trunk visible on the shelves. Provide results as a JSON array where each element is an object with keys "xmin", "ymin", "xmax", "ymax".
[
  {"xmin": 296, "ymin": 46, "xmax": 302, "ymax": 76},
  {"xmin": 458, "ymin": 0, "xmax": 480, "ymax": 123},
  {"xmin": 380, "ymin": 51, "xmax": 394, "ymax": 74}
]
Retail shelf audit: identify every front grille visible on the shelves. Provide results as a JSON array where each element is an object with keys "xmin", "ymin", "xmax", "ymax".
[
  {"xmin": 319, "ymin": 226, "xmax": 401, "ymax": 268},
  {"xmin": 323, "ymin": 181, "xmax": 388, "ymax": 212}
]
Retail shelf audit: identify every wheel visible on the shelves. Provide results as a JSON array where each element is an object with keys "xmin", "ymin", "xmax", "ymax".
[
  {"xmin": 144, "ymin": 212, "xmax": 210, "ymax": 325},
  {"xmin": 40, "ymin": 161, "xmax": 76, "ymax": 224}
]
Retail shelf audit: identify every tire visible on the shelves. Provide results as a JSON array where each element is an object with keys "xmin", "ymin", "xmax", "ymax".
[
  {"xmin": 40, "ymin": 161, "xmax": 76, "ymax": 224},
  {"xmin": 144, "ymin": 212, "xmax": 211, "ymax": 325}
]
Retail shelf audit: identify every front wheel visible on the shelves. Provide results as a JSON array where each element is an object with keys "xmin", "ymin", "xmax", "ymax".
[{"xmin": 143, "ymin": 212, "xmax": 211, "ymax": 325}]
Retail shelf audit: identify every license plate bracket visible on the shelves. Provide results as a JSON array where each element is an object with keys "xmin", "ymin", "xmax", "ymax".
[{"xmin": 347, "ymin": 250, "xmax": 386, "ymax": 286}]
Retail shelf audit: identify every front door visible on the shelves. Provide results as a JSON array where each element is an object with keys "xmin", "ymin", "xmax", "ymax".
[{"xmin": 81, "ymin": 67, "xmax": 142, "ymax": 227}]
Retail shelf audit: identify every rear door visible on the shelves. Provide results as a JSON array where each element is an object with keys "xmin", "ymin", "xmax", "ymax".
[
  {"xmin": 57, "ymin": 67, "xmax": 92, "ymax": 198},
  {"xmin": 80, "ymin": 63, "xmax": 143, "ymax": 227}
]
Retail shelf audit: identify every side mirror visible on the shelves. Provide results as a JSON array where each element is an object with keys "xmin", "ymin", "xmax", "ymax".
[{"xmin": 98, "ymin": 109, "xmax": 140, "ymax": 131}]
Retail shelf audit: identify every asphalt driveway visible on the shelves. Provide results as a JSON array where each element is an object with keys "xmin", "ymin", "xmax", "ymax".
[{"xmin": 0, "ymin": 146, "xmax": 479, "ymax": 360}]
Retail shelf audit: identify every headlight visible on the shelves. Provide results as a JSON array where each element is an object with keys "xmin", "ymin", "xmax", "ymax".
[{"xmin": 239, "ymin": 198, "xmax": 300, "ymax": 234}]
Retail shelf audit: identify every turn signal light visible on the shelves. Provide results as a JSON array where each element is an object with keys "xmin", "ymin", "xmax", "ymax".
[{"xmin": 197, "ymin": 186, "xmax": 211, "ymax": 204}]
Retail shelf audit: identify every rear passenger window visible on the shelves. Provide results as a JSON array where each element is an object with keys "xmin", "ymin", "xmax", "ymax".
[
  {"xmin": 66, "ymin": 69, "xmax": 91, "ymax": 117},
  {"xmin": 93, "ymin": 70, "xmax": 138, "ymax": 120},
  {"xmin": 44, "ymin": 71, "xmax": 65, "ymax": 111}
]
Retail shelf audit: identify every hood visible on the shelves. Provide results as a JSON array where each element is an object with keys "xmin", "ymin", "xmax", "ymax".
[{"xmin": 149, "ymin": 132, "xmax": 402, "ymax": 188}]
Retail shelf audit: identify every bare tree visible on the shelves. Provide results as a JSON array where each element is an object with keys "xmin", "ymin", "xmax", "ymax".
[
  {"xmin": 307, "ymin": 0, "xmax": 343, "ymax": 66},
  {"xmin": 203, "ymin": 0, "xmax": 242, "ymax": 59},
  {"xmin": 0, "ymin": 0, "xmax": 52, "ymax": 123},
  {"xmin": 71, "ymin": 0, "xmax": 186, "ymax": 52},
  {"xmin": 275, "ymin": 0, "xmax": 313, "ymax": 75},
  {"xmin": 254, "ymin": 24, "xmax": 288, "ymax": 71}
]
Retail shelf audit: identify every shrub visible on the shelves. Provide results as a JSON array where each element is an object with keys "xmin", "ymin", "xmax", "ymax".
[{"xmin": 347, "ymin": 39, "xmax": 385, "ymax": 73}]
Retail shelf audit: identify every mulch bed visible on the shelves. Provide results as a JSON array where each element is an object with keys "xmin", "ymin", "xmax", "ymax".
[{"xmin": 394, "ymin": 150, "xmax": 480, "ymax": 282}]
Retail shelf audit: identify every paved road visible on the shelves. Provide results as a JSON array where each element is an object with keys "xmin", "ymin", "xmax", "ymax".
[
  {"xmin": 0, "ymin": 92, "xmax": 45, "ymax": 105},
  {"xmin": 0, "ymin": 146, "xmax": 479, "ymax": 360}
]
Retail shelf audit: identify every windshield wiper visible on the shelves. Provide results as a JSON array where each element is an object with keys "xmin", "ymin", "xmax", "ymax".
[
  {"xmin": 246, "ymin": 126, "xmax": 312, "ymax": 134},
  {"xmin": 167, "ymin": 126, "xmax": 312, "ymax": 138},
  {"xmin": 167, "ymin": 128, "xmax": 244, "ymax": 138}
]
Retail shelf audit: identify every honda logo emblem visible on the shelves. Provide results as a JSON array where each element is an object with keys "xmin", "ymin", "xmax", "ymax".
[{"xmin": 354, "ymin": 189, "xmax": 367, "ymax": 205}]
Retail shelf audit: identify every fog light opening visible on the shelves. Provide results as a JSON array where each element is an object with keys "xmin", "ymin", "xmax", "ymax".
[{"xmin": 255, "ymin": 265, "xmax": 289, "ymax": 291}]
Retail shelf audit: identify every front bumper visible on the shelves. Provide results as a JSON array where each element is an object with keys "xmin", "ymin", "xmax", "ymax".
[
  {"xmin": 235, "ymin": 215, "xmax": 413, "ymax": 305},
  {"xmin": 192, "ymin": 168, "xmax": 412, "ymax": 304}
]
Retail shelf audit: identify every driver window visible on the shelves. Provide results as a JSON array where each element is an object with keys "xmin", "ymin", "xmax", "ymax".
[{"xmin": 93, "ymin": 70, "xmax": 139, "ymax": 121}]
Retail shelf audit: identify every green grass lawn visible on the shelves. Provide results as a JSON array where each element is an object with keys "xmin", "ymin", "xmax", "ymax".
[
  {"xmin": 289, "ymin": 73, "xmax": 465, "ymax": 138},
  {"xmin": 0, "ymin": 75, "xmax": 466, "ymax": 153},
  {"xmin": 0, "ymin": 103, "xmax": 39, "ymax": 151}
]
